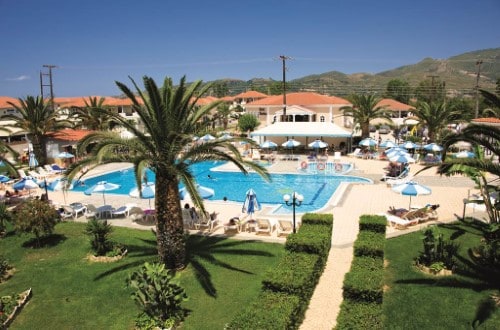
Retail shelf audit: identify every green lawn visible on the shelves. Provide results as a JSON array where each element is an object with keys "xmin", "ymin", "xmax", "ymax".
[
  {"xmin": 384, "ymin": 220, "xmax": 500, "ymax": 329},
  {"xmin": 0, "ymin": 222, "xmax": 285, "ymax": 329}
]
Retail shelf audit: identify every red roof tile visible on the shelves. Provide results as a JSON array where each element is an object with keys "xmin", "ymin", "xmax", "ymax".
[
  {"xmin": 0, "ymin": 96, "xmax": 20, "ymax": 108},
  {"xmin": 233, "ymin": 91, "xmax": 268, "ymax": 99},
  {"xmin": 248, "ymin": 92, "xmax": 350, "ymax": 106},
  {"xmin": 49, "ymin": 129, "xmax": 94, "ymax": 141},
  {"xmin": 376, "ymin": 99, "xmax": 415, "ymax": 111},
  {"xmin": 472, "ymin": 117, "xmax": 500, "ymax": 124}
]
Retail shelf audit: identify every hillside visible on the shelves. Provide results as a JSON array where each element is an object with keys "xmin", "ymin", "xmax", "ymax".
[{"xmin": 210, "ymin": 48, "xmax": 500, "ymax": 97}]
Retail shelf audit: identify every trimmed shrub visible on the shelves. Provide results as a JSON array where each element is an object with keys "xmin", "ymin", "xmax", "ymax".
[
  {"xmin": 336, "ymin": 299, "xmax": 384, "ymax": 330},
  {"xmin": 301, "ymin": 213, "xmax": 333, "ymax": 227},
  {"xmin": 353, "ymin": 231, "xmax": 385, "ymax": 259},
  {"xmin": 342, "ymin": 256, "xmax": 384, "ymax": 303},
  {"xmin": 225, "ymin": 291, "xmax": 301, "ymax": 330},
  {"xmin": 262, "ymin": 251, "xmax": 320, "ymax": 297},
  {"xmin": 359, "ymin": 214, "xmax": 386, "ymax": 234},
  {"xmin": 285, "ymin": 223, "xmax": 331, "ymax": 257}
]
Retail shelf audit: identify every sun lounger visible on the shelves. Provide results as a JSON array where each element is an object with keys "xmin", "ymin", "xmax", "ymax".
[
  {"xmin": 255, "ymin": 218, "xmax": 273, "ymax": 235},
  {"xmin": 277, "ymin": 219, "xmax": 294, "ymax": 236},
  {"xmin": 347, "ymin": 148, "xmax": 361, "ymax": 158},
  {"xmin": 381, "ymin": 213, "xmax": 419, "ymax": 229}
]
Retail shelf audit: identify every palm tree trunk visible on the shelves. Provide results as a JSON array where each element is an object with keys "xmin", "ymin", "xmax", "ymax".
[{"xmin": 155, "ymin": 170, "xmax": 186, "ymax": 270}]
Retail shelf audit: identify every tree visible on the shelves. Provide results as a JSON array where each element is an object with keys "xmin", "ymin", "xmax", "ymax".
[
  {"xmin": 71, "ymin": 96, "xmax": 117, "ymax": 131},
  {"xmin": 4, "ymin": 96, "xmax": 71, "ymax": 165},
  {"xmin": 13, "ymin": 199, "xmax": 60, "ymax": 247},
  {"xmin": 214, "ymin": 103, "xmax": 232, "ymax": 130},
  {"xmin": 0, "ymin": 127, "xmax": 19, "ymax": 177},
  {"xmin": 480, "ymin": 89, "xmax": 500, "ymax": 118},
  {"xmin": 341, "ymin": 94, "xmax": 391, "ymax": 138},
  {"xmin": 436, "ymin": 125, "xmax": 500, "ymax": 223},
  {"xmin": 415, "ymin": 78, "xmax": 446, "ymax": 104},
  {"xmin": 211, "ymin": 81, "xmax": 229, "ymax": 98},
  {"xmin": 67, "ymin": 76, "xmax": 269, "ymax": 270},
  {"xmin": 385, "ymin": 79, "xmax": 411, "ymax": 104},
  {"xmin": 237, "ymin": 113, "xmax": 260, "ymax": 133},
  {"xmin": 411, "ymin": 101, "xmax": 463, "ymax": 142},
  {"xmin": 84, "ymin": 218, "xmax": 114, "ymax": 256}
]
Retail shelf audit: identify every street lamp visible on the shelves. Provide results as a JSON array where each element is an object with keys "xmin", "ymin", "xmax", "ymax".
[{"xmin": 283, "ymin": 192, "xmax": 303, "ymax": 233}]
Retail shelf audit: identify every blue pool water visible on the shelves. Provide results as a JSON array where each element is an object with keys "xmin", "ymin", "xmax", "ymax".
[{"xmin": 70, "ymin": 161, "xmax": 371, "ymax": 213}]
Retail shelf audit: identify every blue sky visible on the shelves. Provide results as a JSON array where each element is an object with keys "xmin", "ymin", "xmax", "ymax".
[{"xmin": 1, "ymin": 0, "xmax": 499, "ymax": 97}]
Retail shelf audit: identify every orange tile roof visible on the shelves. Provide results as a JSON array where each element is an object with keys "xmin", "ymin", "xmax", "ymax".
[
  {"xmin": 233, "ymin": 90, "xmax": 268, "ymax": 99},
  {"xmin": 0, "ymin": 96, "xmax": 20, "ymax": 108},
  {"xmin": 472, "ymin": 117, "xmax": 500, "ymax": 124},
  {"xmin": 49, "ymin": 128, "xmax": 94, "ymax": 141},
  {"xmin": 194, "ymin": 96, "xmax": 220, "ymax": 105},
  {"xmin": 377, "ymin": 99, "xmax": 415, "ymax": 111},
  {"xmin": 248, "ymin": 92, "xmax": 350, "ymax": 106}
]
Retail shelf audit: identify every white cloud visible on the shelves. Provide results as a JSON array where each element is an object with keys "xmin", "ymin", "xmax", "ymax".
[{"xmin": 6, "ymin": 75, "xmax": 30, "ymax": 81}]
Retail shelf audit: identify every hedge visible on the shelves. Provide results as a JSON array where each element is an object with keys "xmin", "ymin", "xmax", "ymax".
[
  {"xmin": 301, "ymin": 213, "xmax": 334, "ymax": 227},
  {"xmin": 353, "ymin": 231, "xmax": 386, "ymax": 259},
  {"xmin": 335, "ymin": 299, "xmax": 384, "ymax": 330},
  {"xmin": 225, "ymin": 291, "xmax": 301, "ymax": 330},
  {"xmin": 342, "ymin": 256, "xmax": 384, "ymax": 303},
  {"xmin": 285, "ymin": 223, "xmax": 331, "ymax": 259},
  {"xmin": 262, "ymin": 251, "xmax": 321, "ymax": 297},
  {"xmin": 359, "ymin": 214, "xmax": 387, "ymax": 233}
]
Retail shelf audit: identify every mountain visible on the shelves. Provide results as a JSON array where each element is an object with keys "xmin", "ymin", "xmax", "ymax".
[{"xmin": 209, "ymin": 48, "xmax": 500, "ymax": 97}]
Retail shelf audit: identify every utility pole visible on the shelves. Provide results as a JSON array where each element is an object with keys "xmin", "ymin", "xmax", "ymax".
[
  {"xmin": 40, "ymin": 64, "xmax": 57, "ymax": 111},
  {"xmin": 475, "ymin": 59, "xmax": 483, "ymax": 118},
  {"xmin": 279, "ymin": 55, "xmax": 291, "ymax": 122},
  {"xmin": 427, "ymin": 74, "xmax": 439, "ymax": 104}
]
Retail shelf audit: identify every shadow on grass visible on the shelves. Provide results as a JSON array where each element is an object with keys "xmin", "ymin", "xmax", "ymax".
[
  {"xmin": 21, "ymin": 233, "xmax": 66, "ymax": 248},
  {"xmin": 94, "ymin": 233, "xmax": 277, "ymax": 298}
]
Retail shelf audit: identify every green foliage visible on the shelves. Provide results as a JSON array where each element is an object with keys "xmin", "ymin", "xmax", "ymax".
[
  {"xmin": 342, "ymin": 256, "xmax": 384, "ymax": 303},
  {"xmin": 13, "ymin": 199, "xmax": 60, "ymax": 247},
  {"xmin": 301, "ymin": 212, "xmax": 334, "ymax": 227},
  {"xmin": 262, "ymin": 252, "xmax": 320, "ymax": 297},
  {"xmin": 225, "ymin": 291, "xmax": 301, "ymax": 330},
  {"xmin": 127, "ymin": 262, "xmax": 188, "ymax": 328},
  {"xmin": 415, "ymin": 78, "xmax": 446, "ymax": 104},
  {"xmin": 0, "ymin": 294, "xmax": 21, "ymax": 324},
  {"xmin": 385, "ymin": 78, "xmax": 411, "ymax": 104},
  {"xmin": 359, "ymin": 214, "xmax": 387, "ymax": 233},
  {"xmin": 84, "ymin": 218, "xmax": 114, "ymax": 256},
  {"xmin": 354, "ymin": 231, "xmax": 386, "ymax": 259},
  {"xmin": 0, "ymin": 255, "xmax": 12, "ymax": 280},
  {"xmin": 237, "ymin": 113, "xmax": 260, "ymax": 132},
  {"xmin": 417, "ymin": 228, "xmax": 459, "ymax": 269},
  {"xmin": 0, "ymin": 202, "xmax": 13, "ymax": 234},
  {"xmin": 341, "ymin": 94, "xmax": 392, "ymax": 138},
  {"xmin": 336, "ymin": 300, "xmax": 384, "ymax": 330},
  {"xmin": 285, "ymin": 223, "xmax": 331, "ymax": 260},
  {"xmin": 472, "ymin": 223, "xmax": 500, "ymax": 268}
]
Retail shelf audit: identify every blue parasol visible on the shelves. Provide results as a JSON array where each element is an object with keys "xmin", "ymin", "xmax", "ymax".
[
  {"xmin": 308, "ymin": 140, "xmax": 328, "ymax": 149},
  {"xmin": 84, "ymin": 181, "xmax": 120, "ymax": 205},
  {"xmin": 260, "ymin": 140, "xmax": 278, "ymax": 149},
  {"xmin": 28, "ymin": 152, "xmax": 38, "ymax": 169},
  {"xmin": 242, "ymin": 188, "xmax": 261, "ymax": 219},
  {"xmin": 129, "ymin": 182, "xmax": 155, "ymax": 208},
  {"xmin": 179, "ymin": 184, "xmax": 214, "ymax": 200},
  {"xmin": 392, "ymin": 181, "xmax": 432, "ymax": 209}
]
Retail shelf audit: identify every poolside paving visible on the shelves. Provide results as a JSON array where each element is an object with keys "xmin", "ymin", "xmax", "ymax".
[{"xmin": 30, "ymin": 155, "xmax": 484, "ymax": 329}]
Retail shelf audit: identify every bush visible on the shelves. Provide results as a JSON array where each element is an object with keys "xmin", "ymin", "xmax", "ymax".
[
  {"xmin": 353, "ymin": 231, "xmax": 385, "ymax": 258},
  {"xmin": 342, "ymin": 256, "xmax": 384, "ymax": 303},
  {"xmin": 0, "ymin": 255, "xmax": 12, "ymax": 280},
  {"xmin": 285, "ymin": 223, "xmax": 331, "ymax": 257},
  {"xmin": 417, "ymin": 228, "xmax": 459, "ymax": 270},
  {"xmin": 301, "ymin": 213, "xmax": 333, "ymax": 227},
  {"xmin": 225, "ymin": 291, "xmax": 301, "ymax": 330},
  {"xmin": 359, "ymin": 215, "xmax": 387, "ymax": 233},
  {"xmin": 127, "ymin": 262, "xmax": 188, "ymax": 329},
  {"xmin": 336, "ymin": 299, "xmax": 384, "ymax": 330},
  {"xmin": 13, "ymin": 199, "xmax": 60, "ymax": 247},
  {"xmin": 84, "ymin": 218, "xmax": 114, "ymax": 256},
  {"xmin": 262, "ymin": 252, "xmax": 320, "ymax": 296}
]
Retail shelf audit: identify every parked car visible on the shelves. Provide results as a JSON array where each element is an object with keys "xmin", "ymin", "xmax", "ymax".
[{"xmin": 378, "ymin": 125, "xmax": 391, "ymax": 134}]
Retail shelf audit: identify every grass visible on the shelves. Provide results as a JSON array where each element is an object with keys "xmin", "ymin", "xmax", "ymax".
[
  {"xmin": 0, "ymin": 222, "xmax": 285, "ymax": 329},
  {"xmin": 384, "ymin": 220, "xmax": 500, "ymax": 329}
]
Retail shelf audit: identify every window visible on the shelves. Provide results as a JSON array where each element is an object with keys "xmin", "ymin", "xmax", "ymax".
[{"xmin": 320, "ymin": 116, "xmax": 325, "ymax": 122}]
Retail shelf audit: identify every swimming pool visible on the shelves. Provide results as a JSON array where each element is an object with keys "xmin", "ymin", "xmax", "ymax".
[{"xmin": 70, "ymin": 161, "xmax": 371, "ymax": 213}]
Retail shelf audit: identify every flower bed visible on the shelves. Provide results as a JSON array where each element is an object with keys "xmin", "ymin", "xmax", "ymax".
[{"xmin": 1, "ymin": 288, "xmax": 32, "ymax": 328}]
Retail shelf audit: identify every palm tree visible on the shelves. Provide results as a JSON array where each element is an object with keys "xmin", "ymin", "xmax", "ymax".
[
  {"xmin": 71, "ymin": 96, "xmax": 117, "ymax": 131},
  {"xmin": 341, "ymin": 94, "xmax": 391, "ymax": 138},
  {"xmin": 411, "ymin": 101, "xmax": 463, "ymax": 142},
  {"xmin": 480, "ymin": 89, "xmax": 500, "ymax": 118},
  {"xmin": 67, "ymin": 76, "xmax": 270, "ymax": 270},
  {"xmin": 0, "ymin": 127, "xmax": 19, "ymax": 176},
  {"xmin": 4, "ymin": 96, "xmax": 71, "ymax": 165},
  {"xmin": 437, "ymin": 125, "xmax": 500, "ymax": 223}
]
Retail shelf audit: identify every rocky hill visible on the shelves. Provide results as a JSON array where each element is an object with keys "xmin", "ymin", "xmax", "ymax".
[{"xmin": 209, "ymin": 48, "xmax": 500, "ymax": 97}]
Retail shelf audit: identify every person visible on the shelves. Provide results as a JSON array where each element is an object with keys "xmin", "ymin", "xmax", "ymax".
[
  {"xmin": 207, "ymin": 174, "xmax": 216, "ymax": 180},
  {"xmin": 190, "ymin": 206, "xmax": 199, "ymax": 220}
]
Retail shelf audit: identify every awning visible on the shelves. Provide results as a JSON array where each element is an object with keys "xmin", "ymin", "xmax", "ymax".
[{"xmin": 250, "ymin": 122, "xmax": 352, "ymax": 138}]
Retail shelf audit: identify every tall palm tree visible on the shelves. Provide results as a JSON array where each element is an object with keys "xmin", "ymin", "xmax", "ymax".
[
  {"xmin": 411, "ymin": 101, "xmax": 463, "ymax": 142},
  {"xmin": 437, "ymin": 125, "xmax": 500, "ymax": 223},
  {"xmin": 67, "ymin": 76, "xmax": 269, "ymax": 270},
  {"xmin": 0, "ymin": 127, "xmax": 19, "ymax": 176},
  {"xmin": 341, "ymin": 94, "xmax": 391, "ymax": 138},
  {"xmin": 71, "ymin": 96, "xmax": 117, "ymax": 131},
  {"xmin": 4, "ymin": 96, "xmax": 71, "ymax": 165},
  {"xmin": 480, "ymin": 89, "xmax": 500, "ymax": 118}
]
